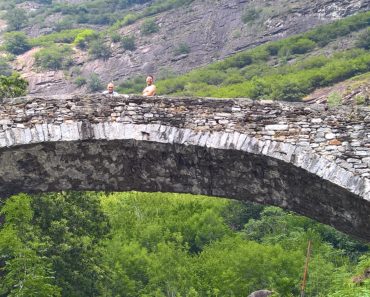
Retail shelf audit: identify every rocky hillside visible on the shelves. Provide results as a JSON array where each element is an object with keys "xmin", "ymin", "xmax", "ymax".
[{"xmin": 1, "ymin": 0, "xmax": 370, "ymax": 95}]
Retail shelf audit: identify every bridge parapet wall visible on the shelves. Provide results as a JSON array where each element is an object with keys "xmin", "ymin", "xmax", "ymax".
[{"xmin": 1, "ymin": 95, "xmax": 369, "ymax": 179}]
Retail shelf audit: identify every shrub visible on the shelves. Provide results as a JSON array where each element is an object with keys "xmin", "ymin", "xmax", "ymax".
[
  {"xmin": 34, "ymin": 45, "xmax": 73, "ymax": 70},
  {"xmin": 224, "ymin": 52, "xmax": 253, "ymax": 69},
  {"xmin": 110, "ymin": 32, "xmax": 122, "ymax": 43},
  {"xmin": 74, "ymin": 76, "xmax": 87, "ymax": 87},
  {"xmin": 242, "ymin": 8, "xmax": 261, "ymax": 24},
  {"xmin": 141, "ymin": 18, "xmax": 159, "ymax": 35},
  {"xmin": 174, "ymin": 43, "xmax": 190, "ymax": 55},
  {"xmin": 4, "ymin": 32, "xmax": 31, "ymax": 55},
  {"xmin": 31, "ymin": 29, "xmax": 96, "ymax": 47},
  {"xmin": 54, "ymin": 18, "xmax": 74, "ymax": 32},
  {"xmin": 87, "ymin": 73, "xmax": 103, "ymax": 92},
  {"xmin": 88, "ymin": 39, "xmax": 111, "ymax": 60},
  {"xmin": 121, "ymin": 35, "xmax": 136, "ymax": 51},
  {"xmin": 73, "ymin": 29, "xmax": 99, "ymax": 49},
  {"xmin": 327, "ymin": 92, "xmax": 342, "ymax": 106},
  {"xmin": 0, "ymin": 58, "xmax": 12, "ymax": 76},
  {"xmin": 290, "ymin": 38, "xmax": 316, "ymax": 54},
  {"xmin": 5, "ymin": 7, "xmax": 28, "ymax": 31},
  {"xmin": 0, "ymin": 73, "xmax": 28, "ymax": 99},
  {"xmin": 117, "ymin": 76, "xmax": 143, "ymax": 94},
  {"xmin": 355, "ymin": 28, "xmax": 370, "ymax": 50}
]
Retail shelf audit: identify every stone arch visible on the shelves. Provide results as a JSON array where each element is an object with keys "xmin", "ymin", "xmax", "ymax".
[{"xmin": 0, "ymin": 122, "xmax": 369, "ymax": 241}]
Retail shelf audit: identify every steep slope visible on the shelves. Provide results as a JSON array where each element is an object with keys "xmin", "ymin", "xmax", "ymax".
[{"xmin": 1, "ymin": 0, "xmax": 370, "ymax": 95}]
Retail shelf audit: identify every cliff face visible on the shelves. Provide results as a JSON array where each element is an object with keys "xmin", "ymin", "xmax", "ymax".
[{"xmin": 11, "ymin": 0, "xmax": 370, "ymax": 95}]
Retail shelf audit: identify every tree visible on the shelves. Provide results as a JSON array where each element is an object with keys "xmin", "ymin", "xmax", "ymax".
[
  {"xmin": 4, "ymin": 32, "xmax": 31, "ymax": 55},
  {"xmin": 31, "ymin": 192, "xmax": 110, "ymax": 297},
  {"xmin": 5, "ymin": 8, "xmax": 28, "ymax": 31},
  {"xmin": 0, "ymin": 194, "xmax": 61, "ymax": 297}
]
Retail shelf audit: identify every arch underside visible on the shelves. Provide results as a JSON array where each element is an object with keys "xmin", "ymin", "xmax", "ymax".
[{"xmin": 0, "ymin": 139, "xmax": 369, "ymax": 241}]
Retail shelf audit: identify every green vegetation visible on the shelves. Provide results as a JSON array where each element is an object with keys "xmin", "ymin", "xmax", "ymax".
[
  {"xmin": 74, "ymin": 76, "xmax": 87, "ymax": 87},
  {"xmin": 327, "ymin": 92, "xmax": 342, "ymax": 106},
  {"xmin": 242, "ymin": 7, "xmax": 261, "ymax": 24},
  {"xmin": 0, "ymin": 0, "xmax": 194, "ymax": 33},
  {"xmin": 141, "ymin": 18, "xmax": 159, "ymax": 35},
  {"xmin": 34, "ymin": 45, "xmax": 73, "ymax": 70},
  {"xmin": 87, "ymin": 73, "xmax": 103, "ymax": 92},
  {"xmin": 0, "ymin": 73, "xmax": 28, "ymax": 99},
  {"xmin": 356, "ymin": 27, "xmax": 370, "ymax": 50},
  {"xmin": 121, "ymin": 35, "xmax": 136, "ymax": 51},
  {"xmin": 72, "ymin": 29, "xmax": 99, "ymax": 49},
  {"xmin": 111, "ymin": 0, "xmax": 194, "ymax": 30},
  {"xmin": 110, "ymin": 32, "xmax": 122, "ymax": 43},
  {"xmin": 174, "ymin": 43, "xmax": 191, "ymax": 55},
  {"xmin": 3, "ymin": 32, "xmax": 31, "ymax": 55},
  {"xmin": 117, "ymin": 76, "xmax": 144, "ymax": 94},
  {"xmin": 30, "ymin": 28, "xmax": 97, "ymax": 47},
  {"xmin": 0, "ymin": 191, "xmax": 369, "ymax": 296},
  {"xmin": 4, "ymin": 7, "xmax": 28, "ymax": 31},
  {"xmin": 88, "ymin": 39, "xmax": 111, "ymax": 60},
  {"xmin": 156, "ymin": 11, "xmax": 370, "ymax": 101},
  {"xmin": 0, "ymin": 58, "xmax": 13, "ymax": 76}
]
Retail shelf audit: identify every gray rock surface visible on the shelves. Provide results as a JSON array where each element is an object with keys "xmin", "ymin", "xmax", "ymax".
[
  {"xmin": 0, "ymin": 95, "xmax": 370, "ymax": 241},
  {"xmin": 12, "ymin": 0, "xmax": 370, "ymax": 95}
]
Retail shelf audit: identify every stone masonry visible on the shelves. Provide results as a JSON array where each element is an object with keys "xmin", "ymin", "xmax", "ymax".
[{"xmin": 0, "ymin": 95, "xmax": 369, "ymax": 240}]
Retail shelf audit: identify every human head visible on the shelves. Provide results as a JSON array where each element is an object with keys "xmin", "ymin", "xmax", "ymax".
[
  {"xmin": 146, "ymin": 75, "xmax": 154, "ymax": 86},
  {"xmin": 107, "ymin": 82, "xmax": 114, "ymax": 93}
]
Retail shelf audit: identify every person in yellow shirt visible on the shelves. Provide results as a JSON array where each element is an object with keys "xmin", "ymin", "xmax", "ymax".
[{"xmin": 142, "ymin": 75, "xmax": 157, "ymax": 96}]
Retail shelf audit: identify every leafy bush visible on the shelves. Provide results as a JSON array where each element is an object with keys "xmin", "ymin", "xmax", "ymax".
[
  {"xmin": 0, "ymin": 73, "xmax": 28, "ymax": 99},
  {"xmin": 73, "ymin": 29, "xmax": 99, "ymax": 49},
  {"xmin": 141, "ymin": 18, "xmax": 159, "ymax": 35},
  {"xmin": 304, "ymin": 11, "xmax": 370, "ymax": 46},
  {"xmin": 4, "ymin": 32, "xmax": 31, "ymax": 55},
  {"xmin": 88, "ymin": 39, "xmax": 111, "ymax": 60},
  {"xmin": 327, "ymin": 92, "xmax": 342, "ymax": 106},
  {"xmin": 110, "ymin": 32, "xmax": 122, "ymax": 43},
  {"xmin": 87, "ymin": 73, "xmax": 103, "ymax": 92},
  {"xmin": 242, "ymin": 7, "xmax": 261, "ymax": 24},
  {"xmin": 31, "ymin": 29, "xmax": 97, "ymax": 47},
  {"xmin": 5, "ymin": 7, "xmax": 28, "ymax": 31},
  {"xmin": 174, "ymin": 42, "xmax": 190, "ymax": 55},
  {"xmin": 0, "ymin": 58, "xmax": 12, "ymax": 76},
  {"xmin": 54, "ymin": 18, "xmax": 74, "ymax": 32},
  {"xmin": 355, "ymin": 28, "xmax": 370, "ymax": 50},
  {"xmin": 121, "ymin": 35, "xmax": 136, "ymax": 51},
  {"xmin": 117, "ymin": 76, "xmax": 143, "ymax": 94},
  {"xmin": 34, "ymin": 45, "xmax": 73, "ymax": 70},
  {"xmin": 74, "ymin": 76, "xmax": 87, "ymax": 87},
  {"xmin": 290, "ymin": 38, "xmax": 316, "ymax": 54}
]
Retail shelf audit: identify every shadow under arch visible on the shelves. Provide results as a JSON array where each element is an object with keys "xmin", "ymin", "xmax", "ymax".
[{"xmin": 1, "ymin": 127, "xmax": 370, "ymax": 241}]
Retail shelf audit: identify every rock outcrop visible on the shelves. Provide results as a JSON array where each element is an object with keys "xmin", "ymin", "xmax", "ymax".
[{"xmin": 9, "ymin": 0, "xmax": 370, "ymax": 95}]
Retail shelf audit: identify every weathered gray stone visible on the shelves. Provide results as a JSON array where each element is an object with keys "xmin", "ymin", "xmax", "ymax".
[{"xmin": 0, "ymin": 95, "xmax": 369, "ymax": 241}]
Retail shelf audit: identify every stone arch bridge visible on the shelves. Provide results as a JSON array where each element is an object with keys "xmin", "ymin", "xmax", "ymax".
[{"xmin": 0, "ymin": 95, "xmax": 369, "ymax": 240}]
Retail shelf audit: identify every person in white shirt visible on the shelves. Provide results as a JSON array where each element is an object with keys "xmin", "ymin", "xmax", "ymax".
[{"xmin": 102, "ymin": 82, "xmax": 119, "ymax": 96}]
